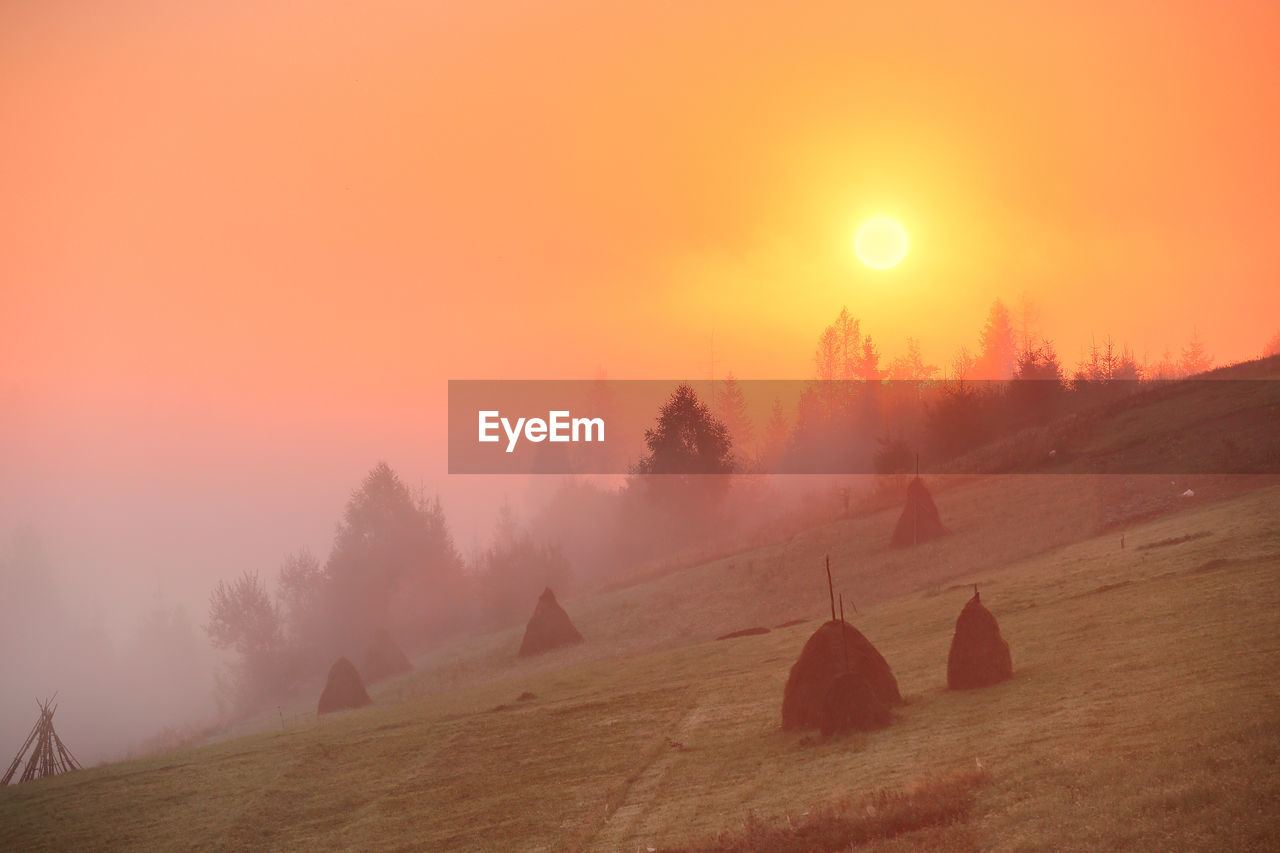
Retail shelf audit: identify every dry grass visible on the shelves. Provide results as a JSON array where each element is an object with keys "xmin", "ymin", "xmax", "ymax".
[
  {"xmin": 663, "ymin": 767, "xmax": 988, "ymax": 852},
  {"xmin": 2, "ymin": 484, "xmax": 1278, "ymax": 851}
]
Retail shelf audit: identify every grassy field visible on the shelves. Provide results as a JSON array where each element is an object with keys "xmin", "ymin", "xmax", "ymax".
[{"xmin": 2, "ymin": 479, "xmax": 1277, "ymax": 851}]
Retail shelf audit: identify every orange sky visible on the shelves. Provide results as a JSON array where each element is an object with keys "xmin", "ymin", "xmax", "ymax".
[{"xmin": 2, "ymin": 1, "xmax": 1278, "ymax": 620}]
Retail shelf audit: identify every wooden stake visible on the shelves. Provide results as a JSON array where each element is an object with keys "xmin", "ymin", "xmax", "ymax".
[
  {"xmin": 913, "ymin": 455, "xmax": 920, "ymax": 545},
  {"xmin": 839, "ymin": 594, "xmax": 850, "ymax": 672},
  {"xmin": 825, "ymin": 555, "xmax": 836, "ymax": 622}
]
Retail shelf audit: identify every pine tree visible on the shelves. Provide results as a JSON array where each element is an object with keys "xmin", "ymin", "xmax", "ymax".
[
  {"xmin": 324, "ymin": 462, "xmax": 464, "ymax": 644},
  {"xmin": 976, "ymin": 299, "xmax": 1017, "ymax": 379},
  {"xmin": 715, "ymin": 373, "xmax": 754, "ymax": 459},
  {"xmin": 633, "ymin": 384, "xmax": 734, "ymax": 476},
  {"xmin": 1178, "ymin": 331, "xmax": 1213, "ymax": 376}
]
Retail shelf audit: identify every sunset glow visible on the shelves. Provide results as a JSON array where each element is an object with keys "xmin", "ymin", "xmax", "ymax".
[
  {"xmin": 2, "ymin": 5, "xmax": 1279, "ymax": 834},
  {"xmin": 854, "ymin": 218, "xmax": 909, "ymax": 269}
]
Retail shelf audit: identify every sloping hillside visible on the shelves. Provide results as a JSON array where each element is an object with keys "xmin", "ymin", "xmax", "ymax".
[
  {"xmin": 3, "ymin": 369, "xmax": 1277, "ymax": 850},
  {"xmin": 945, "ymin": 357, "xmax": 1280, "ymax": 478},
  {"xmin": 3, "ymin": 485, "xmax": 1277, "ymax": 851}
]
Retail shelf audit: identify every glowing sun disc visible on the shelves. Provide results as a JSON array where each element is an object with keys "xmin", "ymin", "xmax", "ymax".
[{"xmin": 854, "ymin": 218, "xmax": 909, "ymax": 269}]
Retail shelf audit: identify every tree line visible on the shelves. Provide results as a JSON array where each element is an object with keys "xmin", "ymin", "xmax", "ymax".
[{"xmin": 207, "ymin": 306, "xmax": 1272, "ymax": 713}]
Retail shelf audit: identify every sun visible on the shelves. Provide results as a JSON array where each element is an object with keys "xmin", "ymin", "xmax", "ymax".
[{"xmin": 853, "ymin": 218, "xmax": 909, "ymax": 270}]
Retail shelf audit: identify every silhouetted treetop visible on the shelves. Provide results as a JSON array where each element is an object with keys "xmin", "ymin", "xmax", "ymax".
[
  {"xmin": 633, "ymin": 384, "xmax": 734, "ymax": 476},
  {"xmin": 1014, "ymin": 340, "xmax": 1064, "ymax": 383},
  {"xmin": 814, "ymin": 308, "xmax": 881, "ymax": 381}
]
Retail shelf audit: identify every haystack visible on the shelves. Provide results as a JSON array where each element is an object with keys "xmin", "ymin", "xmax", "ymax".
[
  {"xmin": 819, "ymin": 672, "xmax": 891, "ymax": 735},
  {"xmin": 781, "ymin": 619, "xmax": 900, "ymax": 732},
  {"xmin": 317, "ymin": 656, "xmax": 372, "ymax": 716},
  {"xmin": 890, "ymin": 476, "xmax": 947, "ymax": 547},
  {"xmin": 2, "ymin": 698, "xmax": 81, "ymax": 785},
  {"xmin": 518, "ymin": 587, "xmax": 583, "ymax": 657},
  {"xmin": 947, "ymin": 589, "xmax": 1013, "ymax": 689},
  {"xmin": 363, "ymin": 628, "xmax": 412, "ymax": 683}
]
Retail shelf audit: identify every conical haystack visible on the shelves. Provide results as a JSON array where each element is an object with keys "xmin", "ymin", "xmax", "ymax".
[
  {"xmin": 317, "ymin": 656, "xmax": 372, "ymax": 716},
  {"xmin": 2, "ymin": 698, "xmax": 82, "ymax": 786},
  {"xmin": 363, "ymin": 628, "xmax": 412, "ymax": 683},
  {"xmin": 781, "ymin": 619, "xmax": 900, "ymax": 732},
  {"xmin": 518, "ymin": 587, "xmax": 583, "ymax": 657},
  {"xmin": 947, "ymin": 590, "xmax": 1013, "ymax": 689},
  {"xmin": 819, "ymin": 672, "xmax": 891, "ymax": 735},
  {"xmin": 890, "ymin": 476, "xmax": 947, "ymax": 547}
]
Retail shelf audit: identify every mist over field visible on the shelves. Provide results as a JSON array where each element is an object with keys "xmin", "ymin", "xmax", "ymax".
[
  {"xmin": 3, "ymin": 349, "xmax": 1274, "ymax": 764},
  {"xmin": 3, "ymin": 1, "xmax": 1279, "ymax": 849}
]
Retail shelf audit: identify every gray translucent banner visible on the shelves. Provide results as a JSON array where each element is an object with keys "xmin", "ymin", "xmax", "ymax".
[{"xmin": 447, "ymin": 378, "xmax": 1280, "ymax": 475}]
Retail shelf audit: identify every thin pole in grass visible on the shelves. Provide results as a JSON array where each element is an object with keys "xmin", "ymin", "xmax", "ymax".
[
  {"xmin": 825, "ymin": 555, "xmax": 836, "ymax": 622},
  {"xmin": 914, "ymin": 453, "xmax": 920, "ymax": 546},
  {"xmin": 839, "ymin": 594, "xmax": 850, "ymax": 672}
]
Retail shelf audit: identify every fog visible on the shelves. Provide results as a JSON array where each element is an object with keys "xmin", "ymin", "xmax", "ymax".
[
  {"xmin": 0, "ymin": 525, "xmax": 217, "ymax": 766},
  {"xmin": 0, "ymin": 425, "xmax": 875, "ymax": 765},
  {"xmin": 5, "ymin": 0, "xmax": 1279, "ymax": 768},
  {"xmin": 3, "ymin": 344, "xmax": 1274, "ymax": 764},
  {"xmin": 0, "ymin": 460, "xmax": 601, "ymax": 762}
]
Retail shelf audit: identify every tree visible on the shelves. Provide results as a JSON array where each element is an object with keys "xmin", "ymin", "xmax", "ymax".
[
  {"xmin": 926, "ymin": 382, "xmax": 998, "ymax": 460},
  {"xmin": 1074, "ymin": 335, "xmax": 1140, "ymax": 384},
  {"xmin": 277, "ymin": 549, "xmax": 324, "ymax": 640},
  {"xmin": 579, "ymin": 375, "xmax": 623, "ymax": 471},
  {"xmin": 814, "ymin": 324, "xmax": 841, "ymax": 382},
  {"xmin": 814, "ymin": 307, "xmax": 880, "ymax": 381},
  {"xmin": 275, "ymin": 548, "xmax": 327, "ymax": 673},
  {"xmin": 814, "ymin": 308, "xmax": 856, "ymax": 381},
  {"xmin": 1070, "ymin": 335, "xmax": 1145, "ymax": 412},
  {"xmin": 1265, "ymin": 330, "xmax": 1280, "ymax": 358},
  {"xmin": 1009, "ymin": 340, "xmax": 1065, "ymax": 425},
  {"xmin": 886, "ymin": 338, "xmax": 938, "ymax": 380},
  {"xmin": 714, "ymin": 374, "xmax": 754, "ymax": 464},
  {"xmin": 207, "ymin": 570, "xmax": 285, "ymax": 710},
  {"xmin": 631, "ymin": 384, "xmax": 734, "ymax": 512},
  {"xmin": 874, "ymin": 434, "xmax": 915, "ymax": 475},
  {"xmin": 1112, "ymin": 345, "xmax": 1142, "ymax": 381},
  {"xmin": 528, "ymin": 478, "xmax": 623, "ymax": 584},
  {"xmin": 1014, "ymin": 340, "xmax": 1064, "ymax": 383},
  {"xmin": 949, "ymin": 345, "xmax": 978, "ymax": 384},
  {"xmin": 477, "ymin": 504, "xmax": 571, "ymax": 625},
  {"xmin": 976, "ymin": 299, "xmax": 1017, "ymax": 379},
  {"xmin": 325, "ymin": 462, "xmax": 465, "ymax": 646},
  {"xmin": 633, "ymin": 384, "xmax": 734, "ymax": 476},
  {"xmin": 1179, "ymin": 331, "xmax": 1213, "ymax": 376},
  {"xmin": 1148, "ymin": 346, "xmax": 1180, "ymax": 381},
  {"xmin": 859, "ymin": 335, "xmax": 883, "ymax": 380},
  {"xmin": 1015, "ymin": 294, "xmax": 1041, "ymax": 356}
]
